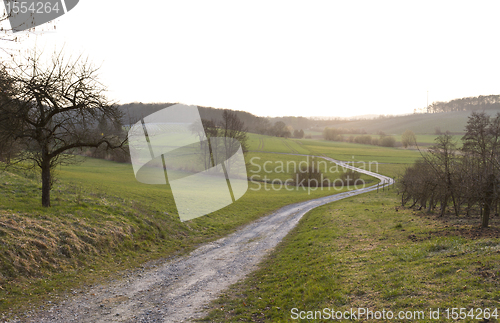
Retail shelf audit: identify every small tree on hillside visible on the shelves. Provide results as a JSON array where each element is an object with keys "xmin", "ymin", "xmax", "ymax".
[
  {"xmin": 271, "ymin": 121, "xmax": 290, "ymax": 137},
  {"xmin": 323, "ymin": 127, "xmax": 343, "ymax": 141},
  {"xmin": 402, "ymin": 129, "xmax": 417, "ymax": 148},
  {"xmin": 217, "ymin": 110, "xmax": 249, "ymax": 173},
  {"xmin": 194, "ymin": 111, "xmax": 249, "ymax": 170},
  {"xmin": 0, "ymin": 51, "xmax": 126, "ymax": 207},
  {"xmin": 293, "ymin": 129, "xmax": 305, "ymax": 139},
  {"xmin": 293, "ymin": 158, "xmax": 328, "ymax": 187}
]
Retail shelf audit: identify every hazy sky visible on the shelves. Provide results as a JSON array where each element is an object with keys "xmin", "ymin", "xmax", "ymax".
[{"xmin": 2, "ymin": 1, "xmax": 500, "ymax": 117}]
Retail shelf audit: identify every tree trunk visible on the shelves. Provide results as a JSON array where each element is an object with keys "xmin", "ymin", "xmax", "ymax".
[
  {"xmin": 482, "ymin": 174, "xmax": 495, "ymax": 228},
  {"xmin": 451, "ymin": 194, "xmax": 460, "ymax": 217},
  {"xmin": 483, "ymin": 202, "xmax": 491, "ymax": 228},
  {"xmin": 41, "ymin": 161, "xmax": 51, "ymax": 207},
  {"xmin": 440, "ymin": 195, "xmax": 448, "ymax": 217},
  {"xmin": 427, "ymin": 196, "xmax": 434, "ymax": 213}
]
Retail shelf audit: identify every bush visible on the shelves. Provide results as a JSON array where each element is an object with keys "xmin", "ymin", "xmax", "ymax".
[
  {"xmin": 380, "ymin": 136, "xmax": 396, "ymax": 147},
  {"xmin": 293, "ymin": 129, "xmax": 305, "ymax": 139},
  {"xmin": 401, "ymin": 129, "xmax": 417, "ymax": 148},
  {"xmin": 354, "ymin": 135, "xmax": 372, "ymax": 145},
  {"xmin": 323, "ymin": 128, "xmax": 343, "ymax": 141},
  {"xmin": 293, "ymin": 158, "xmax": 329, "ymax": 187},
  {"xmin": 339, "ymin": 169, "xmax": 361, "ymax": 185}
]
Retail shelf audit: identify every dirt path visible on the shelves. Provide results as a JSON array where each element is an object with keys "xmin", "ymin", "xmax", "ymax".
[{"xmin": 14, "ymin": 156, "xmax": 393, "ymax": 323}]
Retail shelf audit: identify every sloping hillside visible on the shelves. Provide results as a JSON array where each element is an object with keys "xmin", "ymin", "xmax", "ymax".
[{"xmin": 323, "ymin": 109, "xmax": 500, "ymax": 134}]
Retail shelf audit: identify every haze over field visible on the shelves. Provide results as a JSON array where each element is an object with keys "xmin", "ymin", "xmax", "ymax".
[{"xmin": 1, "ymin": 1, "xmax": 499, "ymax": 118}]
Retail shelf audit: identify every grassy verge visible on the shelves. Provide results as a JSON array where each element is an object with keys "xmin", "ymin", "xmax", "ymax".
[
  {"xmin": 0, "ymin": 154, "xmax": 375, "ymax": 318},
  {"xmin": 199, "ymin": 190, "xmax": 500, "ymax": 323}
]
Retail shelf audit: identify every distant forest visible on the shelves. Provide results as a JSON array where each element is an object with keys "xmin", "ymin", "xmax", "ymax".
[
  {"xmin": 119, "ymin": 94, "xmax": 500, "ymax": 137},
  {"xmin": 118, "ymin": 102, "xmax": 312, "ymax": 137},
  {"xmin": 427, "ymin": 94, "xmax": 500, "ymax": 113}
]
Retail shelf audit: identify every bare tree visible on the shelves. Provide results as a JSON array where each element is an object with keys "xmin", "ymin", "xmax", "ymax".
[
  {"xmin": 0, "ymin": 51, "xmax": 126, "ymax": 207},
  {"xmin": 397, "ymin": 112, "xmax": 500, "ymax": 227},
  {"xmin": 462, "ymin": 112, "xmax": 500, "ymax": 227},
  {"xmin": 218, "ymin": 110, "xmax": 248, "ymax": 154},
  {"xmin": 400, "ymin": 133, "xmax": 460, "ymax": 216},
  {"xmin": 424, "ymin": 133, "xmax": 460, "ymax": 217},
  {"xmin": 398, "ymin": 159, "xmax": 438, "ymax": 210},
  {"xmin": 1, "ymin": 7, "xmax": 57, "ymax": 56},
  {"xmin": 0, "ymin": 65, "xmax": 19, "ymax": 161}
]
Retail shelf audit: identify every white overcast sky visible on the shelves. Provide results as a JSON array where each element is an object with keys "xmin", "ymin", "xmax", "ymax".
[{"xmin": 2, "ymin": 1, "xmax": 500, "ymax": 117}]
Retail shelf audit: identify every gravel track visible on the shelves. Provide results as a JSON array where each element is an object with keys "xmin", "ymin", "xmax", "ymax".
[{"xmin": 12, "ymin": 156, "xmax": 393, "ymax": 323}]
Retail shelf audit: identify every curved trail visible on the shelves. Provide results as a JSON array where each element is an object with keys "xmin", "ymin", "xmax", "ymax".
[{"xmin": 20, "ymin": 156, "xmax": 393, "ymax": 323}]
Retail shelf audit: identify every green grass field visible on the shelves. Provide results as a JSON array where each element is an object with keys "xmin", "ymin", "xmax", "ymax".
[
  {"xmin": 2, "ymin": 130, "xmax": 490, "ymax": 320},
  {"xmin": 248, "ymin": 134, "xmax": 310, "ymax": 154},
  {"xmin": 0, "ymin": 149, "xmax": 378, "ymax": 316},
  {"xmin": 402, "ymin": 134, "xmax": 462, "ymax": 147},
  {"xmin": 199, "ymin": 190, "xmax": 500, "ymax": 323},
  {"xmin": 336, "ymin": 133, "xmax": 463, "ymax": 147},
  {"xmin": 297, "ymin": 138, "xmax": 421, "ymax": 164},
  {"xmin": 247, "ymin": 133, "xmax": 422, "ymax": 164}
]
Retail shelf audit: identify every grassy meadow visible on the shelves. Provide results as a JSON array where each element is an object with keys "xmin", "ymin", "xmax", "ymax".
[
  {"xmin": 199, "ymin": 189, "xmax": 500, "ymax": 323},
  {"xmin": 319, "ymin": 110, "xmax": 483, "ymax": 134},
  {"xmin": 197, "ymin": 134, "xmax": 499, "ymax": 322},
  {"xmin": 0, "ymin": 137, "xmax": 384, "ymax": 316},
  {"xmin": 248, "ymin": 133, "xmax": 422, "ymax": 165}
]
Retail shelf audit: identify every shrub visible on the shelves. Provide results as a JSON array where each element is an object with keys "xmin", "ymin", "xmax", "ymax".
[
  {"xmin": 340, "ymin": 169, "xmax": 361, "ymax": 185},
  {"xmin": 354, "ymin": 135, "xmax": 372, "ymax": 145},
  {"xmin": 293, "ymin": 158, "xmax": 329, "ymax": 187},
  {"xmin": 323, "ymin": 128, "xmax": 343, "ymax": 141},
  {"xmin": 380, "ymin": 136, "xmax": 396, "ymax": 147}
]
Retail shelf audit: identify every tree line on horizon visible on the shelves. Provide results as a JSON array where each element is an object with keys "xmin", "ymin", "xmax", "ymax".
[
  {"xmin": 119, "ymin": 102, "xmax": 307, "ymax": 139},
  {"xmin": 426, "ymin": 94, "xmax": 500, "ymax": 114}
]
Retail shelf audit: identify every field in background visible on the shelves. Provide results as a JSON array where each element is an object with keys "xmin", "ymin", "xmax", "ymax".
[
  {"xmin": 331, "ymin": 133, "xmax": 463, "ymax": 147},
  {"xmin": 246, "ymin": 152, "xmax": 376, "ymax": 185},
  {"xmin": 248, "ymin": 134, "xmax": 309, "ymax": 154},
  {"xmin": 319, "ymin": 110, "xmax": 498, "ymax": 134},
  {"xmin": 300, "ymin": 131, "xmax": 463, "ymax": 148},
  {"xmin": 248, "ymin": 133, "xmax": 421, "ymax": 165}
]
